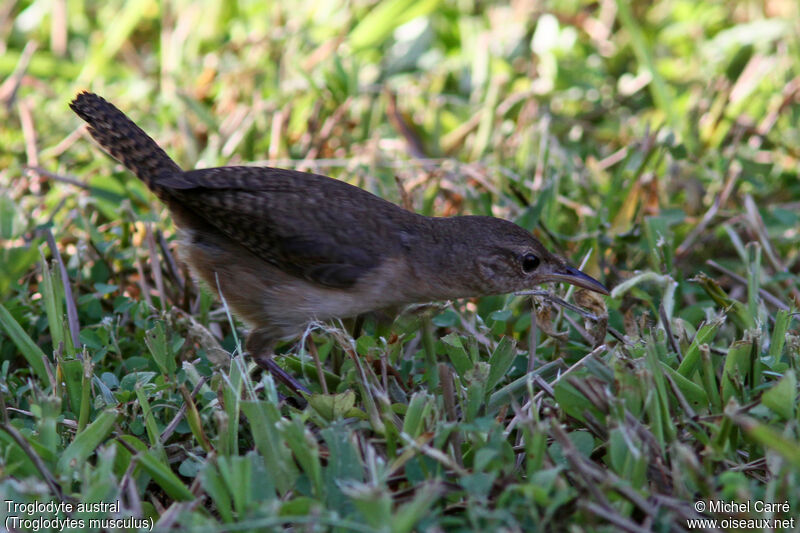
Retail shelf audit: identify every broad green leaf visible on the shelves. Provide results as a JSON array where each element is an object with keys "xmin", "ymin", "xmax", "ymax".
[{"xmin": 57, "ymin": 409, "xmax": 120, "ymax": 472}]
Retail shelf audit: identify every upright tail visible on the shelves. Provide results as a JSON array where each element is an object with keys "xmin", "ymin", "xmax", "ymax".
[{"xmin": 70, "ymin": 92, "xmax": 182, "ymax": 194}]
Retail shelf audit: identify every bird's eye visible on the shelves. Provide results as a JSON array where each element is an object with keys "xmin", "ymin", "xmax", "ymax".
[{"xmin": 521, "ymin": 253, "xmax": 540, "ymax": 273}]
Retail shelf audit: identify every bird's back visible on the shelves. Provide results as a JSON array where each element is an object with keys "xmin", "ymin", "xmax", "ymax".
[{"xmin": 70, "ymin": 92, "xmax": 421, "ymax": 289}]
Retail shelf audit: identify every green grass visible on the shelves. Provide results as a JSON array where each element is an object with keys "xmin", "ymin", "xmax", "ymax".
[{"xmin": 1, "ymin": 0, "xmax": 800, "ymax": 531}]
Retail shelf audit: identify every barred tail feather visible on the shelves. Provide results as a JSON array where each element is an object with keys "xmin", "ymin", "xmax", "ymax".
[{"xmin": 70, "ymin": 92, "xmax": 182, "ymax": 193}]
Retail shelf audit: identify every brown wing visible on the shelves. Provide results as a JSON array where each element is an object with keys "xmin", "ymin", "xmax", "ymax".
[{"xmin": 161, "ymin": 166, "xmax": 420, "ymax": 288}]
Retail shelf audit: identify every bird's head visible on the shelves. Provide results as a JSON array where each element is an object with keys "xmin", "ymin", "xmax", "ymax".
[{"xmin": 452, "ymin": 216, "xmax": 609, "ymax": 297}]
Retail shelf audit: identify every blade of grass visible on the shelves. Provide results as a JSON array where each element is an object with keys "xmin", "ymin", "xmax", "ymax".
[{"xmin": 0, "ymin": 302, "xmax": 49, "ymax": 381}]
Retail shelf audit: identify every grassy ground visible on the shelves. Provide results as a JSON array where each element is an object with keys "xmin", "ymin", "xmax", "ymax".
[{"xmin": 1, "ymin": 0, "xmax": 800, "ymax": 531}]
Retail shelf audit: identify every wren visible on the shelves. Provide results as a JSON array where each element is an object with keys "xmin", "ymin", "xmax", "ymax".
[{"xmin": 70, "ymin": 92, "xmax": 608, "ymax": 372}]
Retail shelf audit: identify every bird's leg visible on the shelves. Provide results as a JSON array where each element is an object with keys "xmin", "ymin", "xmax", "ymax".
[
  {"xmin": 256, "ymin": 356, "xmax": 311, "ymax": 396},
  {"xmin": 246, "ymin": 329, "xmax": 310, "ymax": 396},
  {"xmin": 351, "ymin": 314, "xmax": 365, "ymax": 339}
]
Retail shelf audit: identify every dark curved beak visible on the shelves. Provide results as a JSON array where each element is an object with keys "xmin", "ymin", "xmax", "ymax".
[{"xmin": 545, "ymin": 265, "xmax": 609, "ymax": 295}]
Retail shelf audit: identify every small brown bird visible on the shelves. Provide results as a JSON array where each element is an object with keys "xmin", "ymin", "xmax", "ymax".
[{"xmin": 70, "ymin": 92, "xmax": 608, "ymax": 386}]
